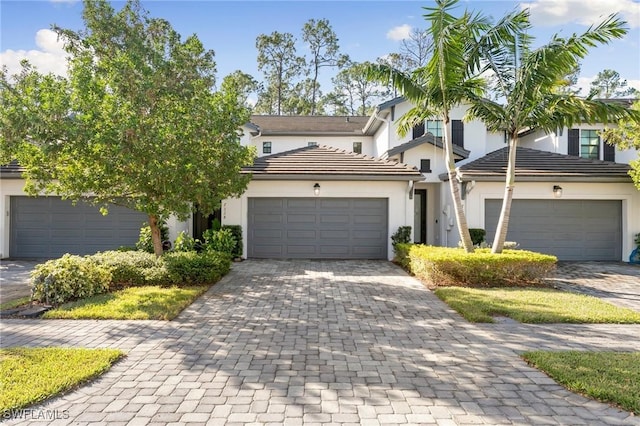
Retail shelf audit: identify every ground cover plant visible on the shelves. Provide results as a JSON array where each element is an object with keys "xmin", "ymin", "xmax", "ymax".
[
  {"xmin": 43, "ymin": 285, "xmax": 208, "ymax": 320},
  {"xmin": 522, "ymin": 351, "xmax": 640, "ymax": 414},
  {"xmin": 0, "ymin": 347, "xmax": 124, "ymax": 416},
  {"xmin": 435, "ymin": 287, "xmax": 640, "ymax": 323}
]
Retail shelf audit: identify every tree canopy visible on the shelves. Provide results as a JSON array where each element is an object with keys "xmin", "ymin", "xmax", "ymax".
[
  {"xmin": 601, "ymin": 101, "xmax": 640, "ymax": 190},
  {"xmin": 0, "ymin": 0, "xmax": 255, "ymax": 255}
]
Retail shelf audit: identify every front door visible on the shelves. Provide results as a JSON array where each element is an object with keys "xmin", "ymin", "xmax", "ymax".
[{"xmin": 413, "ymin": 189, "xmax": 427, "ymax": 243}]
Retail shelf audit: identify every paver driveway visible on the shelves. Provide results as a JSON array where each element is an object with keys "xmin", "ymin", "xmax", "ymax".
[{"xmin": 2, "ymin": 260, "xmax": 640, "ymax": 425}]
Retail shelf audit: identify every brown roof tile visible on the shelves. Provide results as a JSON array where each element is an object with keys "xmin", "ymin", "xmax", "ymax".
[
  {"xmin": 453, "ymin": 147, "xmax": 632, "ymax": 182},
  {"xmin": 249, "ymin": 115, "xmax": 370, "ymax": 136},
  {"xmin": 244, "ymin": 145, "xmax": 423, "ymax": 181}
]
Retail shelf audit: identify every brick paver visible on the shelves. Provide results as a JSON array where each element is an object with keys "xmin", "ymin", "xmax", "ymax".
[{"xmin": 1, "ymin": 260, "xmax": 640, "ymax": 425}]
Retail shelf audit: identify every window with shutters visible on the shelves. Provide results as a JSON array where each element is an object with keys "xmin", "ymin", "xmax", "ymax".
[
  {"xmin": 452, "ymin": 120, "xmax": 464, "ymax": 147},
  {"xmin": 412, "ymin": 122, "xmax": 425, "ymax": 139},
  {"xmin": 580, "ymin": 130, "xmax": 600, "ymax": 159}
]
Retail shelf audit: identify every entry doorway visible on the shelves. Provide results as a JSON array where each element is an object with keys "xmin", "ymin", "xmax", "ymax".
[{"xmin": 413, "ymin": 189, "xmax": 427, "ymax": 243}]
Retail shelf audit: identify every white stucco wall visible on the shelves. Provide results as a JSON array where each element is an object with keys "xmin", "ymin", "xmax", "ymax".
[
  {"xmin": 462, "ymin": 181, "xmax": 640, "ymax": 260},
  {"xmin": 0, "ymin": 178, "xmax": 189, "ymax": 258},
  {"xmin": 221, "ymin": 179, "xmax": 414, "ymax": 261}
]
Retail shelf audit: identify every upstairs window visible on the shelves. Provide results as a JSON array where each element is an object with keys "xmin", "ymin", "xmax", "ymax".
[
  {"xmin": 262, "ymin": 141, "xmax": 272, "ymax": 154},
  {"xmin": 307, "ymin": 141, "xmax": 318, "ymax": 147},
  {"xmin": 426, "ymin": 120, "xmax": 443, "ymax": 137},
  {"xmin": 420, "ymin": 159, "xmax": 432, "ymax": 173},
  {"xmin": 580, "ymin": 129, "xmax": 600, "ymax": 159},
  {"xmin": 353, "ymin": 141, "xmax": 362, "ymax": 154}
]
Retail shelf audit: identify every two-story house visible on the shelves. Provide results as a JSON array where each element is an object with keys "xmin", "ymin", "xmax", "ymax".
[{"xmin": 2, "ymin": 97, "xmax": 638, "ymax": 261}]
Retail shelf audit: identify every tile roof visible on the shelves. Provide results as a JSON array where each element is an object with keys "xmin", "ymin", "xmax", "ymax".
[
  {"xmin": 452, "ymin": 147, "xmax": 632, "ymax": 182},
  {"xmin": 244, "ymin": 145, "xmax": 424, "ymax": 181},
  {"xmin": 385, "ymin": 133, "xmax": 470, "ymax": 160},
  {"xmin": 0, "ymin": 161, "xmax": 24, "ymax": 179},
  {"xmin": 248, "ymin": 115, "xmax": 370, "ymax": 136}
]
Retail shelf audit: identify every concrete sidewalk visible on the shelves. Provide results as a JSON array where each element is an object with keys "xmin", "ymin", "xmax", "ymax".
[{"xmin": 1, "ymin": 260, "xmax": 639, "ymax": 425}]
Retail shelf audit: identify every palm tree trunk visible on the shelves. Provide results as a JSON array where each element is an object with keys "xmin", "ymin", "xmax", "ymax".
[
  {"xmin": 443, "ymin": 115, "xmax": 474, "ymax": 252},
  {"xmin": 491, "ymin": 134, "xmax": 518, "ymax": 253}
]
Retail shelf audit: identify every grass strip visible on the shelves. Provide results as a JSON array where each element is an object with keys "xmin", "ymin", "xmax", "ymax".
[
  {"xmin": 434, "ymin": 287, "xmax": 640, "ymax": 323},
  {"xmin": 523, "ymin": 351, "xmax": 640, "ymax": 414},
  {"xmin": 0, "ymin": 347, "xmax": 124, "ymax": 415},
  {"xmin": 43, "ymin": 285, "xmax": 209, "ymax": 320}
]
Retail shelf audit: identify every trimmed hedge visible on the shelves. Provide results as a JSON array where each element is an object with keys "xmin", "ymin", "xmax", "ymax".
[
  {"xmin": 395, "ymin": 244, "xmax": 556, "ymax": 288},
  {"xmin": 31, "ymin": 255, "xmax": 112, "ymax": 305},
  {"xmin": 31, "ymin": 250, "xmax": 232, "ymax": 305}
]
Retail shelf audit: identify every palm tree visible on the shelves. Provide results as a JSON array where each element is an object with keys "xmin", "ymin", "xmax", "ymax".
[
  {"xmin": 367, "ymin": 0, "xmax": 525, "ymax": 252},
  {"xmin": 467, "ymin": 11, "xmax": 640, "ymax": 253}
]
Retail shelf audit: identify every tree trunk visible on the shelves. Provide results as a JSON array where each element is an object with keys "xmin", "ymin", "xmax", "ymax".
[
  {"xmin": 148, "ymin": 214, "xmax": 164, "ymax": 257},
  {"xmin": 443, "ymin": 114, "xmax": 474, "ymax": 253},
  {"xmin": 491, "ymin": 134, "xmax": 518, "ymax": 254},
  {"xmin": 311, "ymin": 65, "xmax": 319, "ymax": 115}
]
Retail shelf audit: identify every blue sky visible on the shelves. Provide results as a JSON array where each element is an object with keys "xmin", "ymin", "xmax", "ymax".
[{"xmin": 1, "ymin": 0, "xmax": 639, "ymax": 97}]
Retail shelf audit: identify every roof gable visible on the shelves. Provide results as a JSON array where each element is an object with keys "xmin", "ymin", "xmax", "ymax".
[
  {"xmin": 452, "ymin": 147, "xmax": 632, "ymax": 182},
  {"xmin": 385, "ymin": 133, "xmax": 470, "ymax": 160},
  {"xmin": 244, "ymin": 145, "xmax": 423, "ymax": 181}
]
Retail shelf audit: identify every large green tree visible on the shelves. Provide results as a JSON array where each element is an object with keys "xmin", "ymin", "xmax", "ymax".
[
  {"xmin": 332, "ymin": 61, "xmax": 390, "ymax": 116},
  {"xmin": 255, "ymin": 31, "xmax": 305, "ymax": 115},
  {"xmin": 0, "ymin": 0, "xmax": 255, "ymax": 256},
  {"xmin": 467, "ymin": 12, "xmax": 639, "ymax": 253},
  {"xmin": 601, "ymin": 101, "xmax": 640, "ymax": 190},
  {"xmin": 367, "ymin": 0, "xmax": 521, "ymax": 252},
  {"xmin": 589, "ymin": 69, "xmax": 640, "ymax": 98},
  {"xmin": 302, "ymin": 18, "xmax": 348, "ymax": 115}
]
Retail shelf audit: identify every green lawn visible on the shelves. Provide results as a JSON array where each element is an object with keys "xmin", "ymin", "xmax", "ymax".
[
  {"xmin": 0, "ymin": 297, "xmax": 31, "ymax": 311},
  {"xmin": 434, "ymin": 287, "xmax": 640, "ymax": 323},
  {"xmin": 43, "ymin": 285, "xmax": 209, "ymax": 320},
  {"xmin": 523, "ymin": 351, "xmax": 640, "ymax": 414},
  {"xmin": 0, "ymin": 347, "xmax": 124, "ymax": 415}
]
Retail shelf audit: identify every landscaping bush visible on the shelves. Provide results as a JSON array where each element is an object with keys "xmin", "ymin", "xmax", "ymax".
[
  {"xmin": 393, "ymin": 243, "xmax": 413, "ymax": 269},
  {"xmin": 202, "ymin": 228, "xmax": 237, "ymax": 255},
  {"xmin": 173, "ymin": 231, "xmax": 199, "ymax": 252},
  {"xmin": 398, "ymin": 245, "xmax": 556, "ymax": 288},
  {"xmin": 136, "ymin": 221, "xmax": 169, "ymax": 253},
  {"xmin": 90, "ymin": 251, "xmax": 161, "ymax": 287},
  {"xmin": 31, "ymin": 255, "xmax": 112, "ymax": 305},
  {"xmin": 469, "ymin": 228, "xmax": 486, "ymax": 246},
  {"xmin": 222, "ymin": 225, "xmax": 243, "ymax": 257},
  {"xmin": 163, "ymin": 251, "xmax": 231, "ymax": 285}
]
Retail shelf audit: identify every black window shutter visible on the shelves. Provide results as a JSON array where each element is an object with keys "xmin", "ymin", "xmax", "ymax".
[
  {"xmin": 567, "ymin": 129, "xmax": 579, "ymax": 156},
  {"xmin": 452, "ymin": 120, "xmax": 464, "ymax": 148},
  {"xmin": 412, "ymin": 122, "xmax": 425, "ymax": 140},
  {"xmin": 603, "ymin": 141, "xmax": 616, "ymax": 162}
]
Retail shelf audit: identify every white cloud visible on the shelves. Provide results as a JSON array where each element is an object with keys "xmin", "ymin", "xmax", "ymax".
[
  {"xmin": 522, "ymin": 0, "xmax": 640, "ymax": 28},
  {"xmin": 386, "ymin": 24, "xmax": 412, "ymax": 41},
  {"xmin": 0, "ymin": 29, "xmax": 68, "ymax": 77}
]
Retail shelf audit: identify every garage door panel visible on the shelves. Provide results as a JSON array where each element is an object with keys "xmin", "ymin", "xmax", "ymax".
[
  {"xmin": 485, "ymin": 199, "xmax": 621, "ymax": 261},
  {"xmin": 10, "ymin": 197, "xmax": 146, "ymax": 258},
  {"xmin": 248, "ymin": 197, "xmax": 387, "ymax": 259}
]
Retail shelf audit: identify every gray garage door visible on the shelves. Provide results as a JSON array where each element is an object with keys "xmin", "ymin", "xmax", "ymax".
[
  {"xmin": 10, "ymin": 196, "xmax": 147, "ymax": 258},
  {"xmin": 485, "ymin": 199, "xmax": 622, "ymax": 261},
  {"xmin": 248, "ymin": 198, "xmax": 388, "ymax": 259}
]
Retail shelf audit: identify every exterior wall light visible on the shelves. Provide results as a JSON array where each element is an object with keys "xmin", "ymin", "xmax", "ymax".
[
  {"xmin": 313, "ymin": 183, "xmax": 320, "ymax": 196},
  {"xmin": 553, "ymin": 185, "xmax": 563, "ymax": 198}
]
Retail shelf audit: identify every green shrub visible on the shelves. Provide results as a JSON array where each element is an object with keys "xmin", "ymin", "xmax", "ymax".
[
  {"xmin": 202, "ymin": 228, "xmax": 237, "ymax": 255},
  {"xmin": 173, "ymin": 231, "xmax": 199, "ymax": 252},
  {"xmin": 90, "ymin": 251, "xmax": 161, "ymax": 287},
  {"xmin": 221, "ymin": 225, "xmax": 243, "ymax": 257},
  {"xmin": 469, "ymin": 228, "xmax": 486, "ymax": 246},
  {"xmin": 393, "ymin": 243, "xmax": 413, "ymax": 269},
  {"xmin": 635, "ymin": 233, "xmax": 640, "ymax": 249},
  {"xmin": 136, "ymin": 221, "xmax": 169, "ymax": 253},
  {"xmin": 400, "ymin": 245, "xmax": 556, "ymax": 288},
  {"xmin": 31, "ymin": 255, "xmax": 112, "ymax": 305},
  {"xmin": 163, "ymin": 251, "xmax": 231, "ymax": 285}
]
